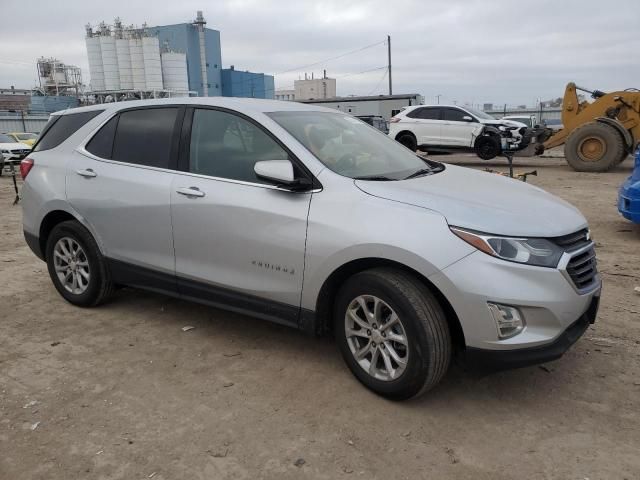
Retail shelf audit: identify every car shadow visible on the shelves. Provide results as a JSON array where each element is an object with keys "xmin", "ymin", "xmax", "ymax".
[{"xmin": 105, "ymin": 286, "xmax": 590, "ymax": 407}]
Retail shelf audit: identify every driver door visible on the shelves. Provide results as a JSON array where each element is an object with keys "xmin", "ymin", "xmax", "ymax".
[{"xmin": 441, "ymin": 107, "xmax": 478, "ymax": 146}]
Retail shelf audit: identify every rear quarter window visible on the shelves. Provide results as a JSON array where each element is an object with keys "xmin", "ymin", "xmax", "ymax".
[
  {"xmin": 111, "ymin": 108, "xmax": 179, "ymax": 169},
  {"xmin": 34, "ymin": 110, "xmax": 103, "ymax": 152},
  {"xmin": 85, "ymin": 115, "xmax": 118, "ymax": 159}
]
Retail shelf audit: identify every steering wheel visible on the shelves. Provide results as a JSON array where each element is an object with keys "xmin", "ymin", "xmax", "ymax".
[{"xmin": 336, "ymin": 153, "xmax": 356, "ymax": 172}]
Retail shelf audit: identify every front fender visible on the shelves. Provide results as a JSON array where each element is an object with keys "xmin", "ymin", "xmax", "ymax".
[{"xmin": 300, "ymin": 176, "xmax": 475, "ymax": 311}]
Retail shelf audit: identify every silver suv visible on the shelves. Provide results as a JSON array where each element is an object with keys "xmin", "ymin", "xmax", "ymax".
[{"xmin": 21, "ymin": 98, "xmax": 601, "ymax": 399}]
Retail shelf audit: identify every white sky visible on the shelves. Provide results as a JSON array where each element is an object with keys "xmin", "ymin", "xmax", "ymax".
[{"xmin": 1, "ymin": 0, "xmax": 639, "ymax": 106}]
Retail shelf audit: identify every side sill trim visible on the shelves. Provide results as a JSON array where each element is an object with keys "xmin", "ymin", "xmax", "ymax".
[{"xmin": 106, "ymin": 258, "xmax": 303, "ymax": 330}]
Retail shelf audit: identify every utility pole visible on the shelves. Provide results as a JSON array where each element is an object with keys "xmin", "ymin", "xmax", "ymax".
[{"xmin": 387, "ymin": 35, "xmax": 392, "ymax": 96}]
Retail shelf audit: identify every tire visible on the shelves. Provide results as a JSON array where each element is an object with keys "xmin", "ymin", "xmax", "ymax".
[
  {"xmin": 45, "ymin": 220, "xmax": 113, "ymax": 307},
  {"xmin": 334, "ymin": 268, "xmax": 451, "ymax": 400},
  {"xmin": 565, "ymin": 122, "xmax": 625, "ymax": 172},
  {"xmin": 614, "ymin": 133, "xmax": 629, "ymax": 165},
  {"xmin": 396, "ymin": 132, "xmax": 417, "ymax": 152},
  {"xmin": 474, "ymin": 135, "xmax": 501, "ymax": 160}
]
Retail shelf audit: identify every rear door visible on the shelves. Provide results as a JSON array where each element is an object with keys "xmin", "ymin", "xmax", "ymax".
[
  {"xmin": 441, "ymin": 107, "xmax": 479, "ymax": 146},
  {"xmin": 405, "ymin": 107, "xmax": 442, "ymax": 145},
  {"xmin": 170, "ymin": 107, "xmax": 312, "ymax": 326},
  {"xmin": 68, "ymin": 106, "xmax": 182, "ymax": 288}
]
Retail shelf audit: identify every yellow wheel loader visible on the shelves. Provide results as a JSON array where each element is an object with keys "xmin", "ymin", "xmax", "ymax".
[{"xmin": 539, "ymin": 83, "xmax": 640, "ymax": 172}]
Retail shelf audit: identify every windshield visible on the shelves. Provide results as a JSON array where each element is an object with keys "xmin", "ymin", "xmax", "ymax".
[
  {"xmin": 268, "ymin": 111, "xmax": 440, "ymax": 180},
  {"xmin": 464, "ymin": 107, "xmax": 495, "ymax": 121},
  {"xmin": 0, "ymin": 133, "xmax": 17, "ymax": 143},
  {"xmin": 16, "ymin": 133, "xmax": 37, "ymax": 141}
]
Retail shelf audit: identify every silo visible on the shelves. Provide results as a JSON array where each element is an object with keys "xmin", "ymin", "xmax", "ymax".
[
  {"xmin": 100, "ymin": 35, "xmax": 120, "ymax": 90},
  {"xmin": 116, "ymin": 38, "xmax": 133, "ymax": 90},
  {"xmin": 85, "ymin": 36, "xmax": 105, "ymax": 91},
  {"xmin": 161, "ymin": 52, "xmax": 189, "ymax": 94},
  {"xmin": 129, "ymin": 38, "xmax": 146, "ymax": 90},
  {"xmin": 142, "ymin": 36, "xmax": 163, "ymax": 90}
]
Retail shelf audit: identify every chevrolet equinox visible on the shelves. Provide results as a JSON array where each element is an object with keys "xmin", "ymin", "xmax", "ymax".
[{"xmin": 21, "ymin": 98, "xmax": 601, "ymax": 399}]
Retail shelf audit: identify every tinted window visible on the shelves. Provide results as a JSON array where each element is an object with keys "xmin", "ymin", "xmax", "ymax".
[
  {"xmin": 443, "ymin": 108, "xmax": 471, "ymax": 122},
  {"xmin": 189, "ymin": 109, "xmax": 288, "ymax": 184},
  {"xmin": 85, "ymin": 116, "xmax": 118, "ymax": 158},
  {"xmin": 0, "ymin": 133, "xmax": 17, "ymax": 143},
  {"xmin": 407, "ymin": 107, "xmax": 440, "ymax": 120},
  {"xmin": 112, "ymin": 108, "xmax": 178, "ymax": 169},
  {"xmin": 33, "ymin": 110, "xmax": 103, "ymax": 152}
]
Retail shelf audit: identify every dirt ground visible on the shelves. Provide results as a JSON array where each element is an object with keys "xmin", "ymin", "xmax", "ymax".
[{"xmin": 1, "ymin": 155, "xmax": 639, "ymax": 480}]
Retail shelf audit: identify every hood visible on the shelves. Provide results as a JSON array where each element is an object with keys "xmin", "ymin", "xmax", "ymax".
[
  {"xmin": 0, "ymin": 142, "xmax": 31, "ymax": 150},
  {"xmin": 482, "ymin": 119, "xmax": 527, "ymax": 128},
  {"xmin": 355, "ymin": 164, "xmax": 587, "ymax": 237}
]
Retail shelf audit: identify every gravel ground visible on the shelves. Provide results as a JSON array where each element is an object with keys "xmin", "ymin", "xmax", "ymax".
[{"xmin": 1, "ymin": 155, "xmax": 639, "ymax": 480}]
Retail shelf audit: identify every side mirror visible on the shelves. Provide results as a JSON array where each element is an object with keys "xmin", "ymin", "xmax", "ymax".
[
  {"xmin": 462, "ymin": 115, "xmax": 474, "ymax": 122},
  {"xmin": 254, "ymin": 160, "xmax": 295, "ymax": 184},
  {"xmin": 254, "ymin": 160, "xmax": 313, "ymax": 191}
]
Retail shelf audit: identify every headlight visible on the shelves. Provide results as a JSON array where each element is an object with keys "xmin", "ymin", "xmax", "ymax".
[
  {"xmin": 451, "ymin": 227, "xmax": 564, "ymax": 267},
  {"xmin": 1, "ymin": 149, "xmax": 9, "ymax": 153}
]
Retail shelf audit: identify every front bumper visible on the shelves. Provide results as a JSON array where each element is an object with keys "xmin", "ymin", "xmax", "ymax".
[
  {"xmin": 429, "ymin": 248, "xmax": 601, "ymax": 363},
  {"xmin": 1, "ymin": 152, "xmax": 28, "ymax": 166},
  {"xmin": 618, "ymin": 177, "xmax": 640, "ymax": 224},
  {"xmin": 465, "ymin": 295, "xmax": 599, "ymax": 371}
]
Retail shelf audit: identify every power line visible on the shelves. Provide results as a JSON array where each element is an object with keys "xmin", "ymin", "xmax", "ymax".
[
  {"xmin": 366, "ymin": 68, "xmax": 389, "ymax": 96},
  {"xmin": 0, "ymin": 58, "xmax": 34, "ymax": 67},
  {"xmin": 275, "ymin": 39, "xmax": 387, "ymax": 76}
]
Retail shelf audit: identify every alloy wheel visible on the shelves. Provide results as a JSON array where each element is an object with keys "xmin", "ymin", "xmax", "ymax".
[
  {"xmin": 344, "ymin": 295, "xmax": 409, "ymax": 381},
  {"xmin": 53, "ymin": 237, "xmax": 90, "ymax": 295}
]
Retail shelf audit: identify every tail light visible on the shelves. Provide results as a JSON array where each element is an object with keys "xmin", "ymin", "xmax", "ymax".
[
  {"xmin": 20, "ymin": 158, "xmax": 34, "ymax": 179},
  {"xmin": 389, "ymin": 117, "xmax": 400, "ymax": 123}
]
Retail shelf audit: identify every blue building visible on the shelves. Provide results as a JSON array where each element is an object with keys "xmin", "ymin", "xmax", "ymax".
[
  {"xmin": 147, "ymin": 12, "xmax": 273, "ymax": 99},
  {"xmin": 221, "ymin": 66, "xmax": 274, "ymax": 99},
  {"xmin": 148, "ymin": 22, "xmax": 222, "ymax": 97}
]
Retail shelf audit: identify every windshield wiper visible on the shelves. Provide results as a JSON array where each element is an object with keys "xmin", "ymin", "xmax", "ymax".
[
  {"xmin": 404, "ymin": 168, "xmax": 433, "ymax": 180},
  {"xmin": 353, "ymin": 175, "xmax": 394, "ymax": 181}
]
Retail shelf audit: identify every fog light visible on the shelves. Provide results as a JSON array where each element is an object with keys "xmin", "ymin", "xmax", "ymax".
[{"xmin": 487, "ymin": 303, "xmax": 525, "ymax": 339}]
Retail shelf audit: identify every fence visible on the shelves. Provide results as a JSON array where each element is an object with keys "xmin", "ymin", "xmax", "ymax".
[
  {"xmin": 485, "ymin": 107, "xmax": 562, "ymax": 124},
  {"xmin": 0, "ymin": 111, "xmax": 50, "ymax": 134}
]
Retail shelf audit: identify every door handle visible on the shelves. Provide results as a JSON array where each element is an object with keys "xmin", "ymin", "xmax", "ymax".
[
  {"xmin": 176, "ymin": 186, "xmax": 205, "ymax": 198},
  {"xmin": 76, "ymin": 168, "xmax": 97, "ymax": 178}
]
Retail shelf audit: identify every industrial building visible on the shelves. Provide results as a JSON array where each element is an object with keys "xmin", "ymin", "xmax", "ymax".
[
  {"xmin": 84, "ymin": 11, "xmax": 274, "ymax": 101},
  {"xmin": 221, "ymin": 66, "xmax": 274, "ymax": 98},
  {"xmin": 147, "ymin": 11, "xmax": 221, "ymax": 96},
  {"xmin": 274, "ymin": 89, "xmax": 295, "ymax": 101},
  {"xmin": 275, "ymin": 72, "xmax": 336, "ymax": 101},
  {"xmin": 295, "ymin": 72, "xmax": 336, "ymax": 100},
  {"xmin": 299, "ymin": 93, "xmax": 424, "ymax": 121},
  {"xmin": 85, "ymin": 18, "xmax": 190, "ymax": 99}
]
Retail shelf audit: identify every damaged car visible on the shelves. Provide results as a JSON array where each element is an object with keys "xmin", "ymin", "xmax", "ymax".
[{"xmin": 388, "ymin": 105, "xmax": 546, "ymax": 160}]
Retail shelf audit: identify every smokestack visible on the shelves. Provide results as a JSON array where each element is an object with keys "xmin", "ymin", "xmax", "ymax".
[{"xmin": 193, "ymin": 10, "xmax": 208, "ymax": 96}]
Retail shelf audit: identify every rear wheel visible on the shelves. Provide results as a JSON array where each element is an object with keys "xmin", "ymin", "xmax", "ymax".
[
  {"xmin": 45, "ymin": 220, "xmax": 113, "ymax": 307},
  {"xmin": 396, "ymin": 132, "xmax": 417, "ymax": 152},
  {"xmin": 334, "ymin": 268, "xmax": 451, "ymax": 400},
  {"xmin": 565, "ymin": 122, "xmax": 625, "ymax": 172}
]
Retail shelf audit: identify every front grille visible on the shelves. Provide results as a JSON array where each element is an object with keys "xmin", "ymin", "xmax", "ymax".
[
  {"xmin": 566, "ymin": 247, "xmax": 598, "ymax": 290},
  {"xmin": 552, "ymin": 228, "xmax": 590, "ymax": 251}
]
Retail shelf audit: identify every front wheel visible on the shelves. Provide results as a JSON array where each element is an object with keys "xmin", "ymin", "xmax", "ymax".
[
  {"xmin": 334, "ymin": 268, "xmax": 451, "ymax": 400},
  {"xmin": 565, "ymin": 122, "xmax": 625, "ymax": 172},
  {"xmin": 45, "ymin": 220, "xmax": 113, "ymax": 307},
  {"xmin": 475, "ymin": 135, "xmax": 501, "ymax": 160}
]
